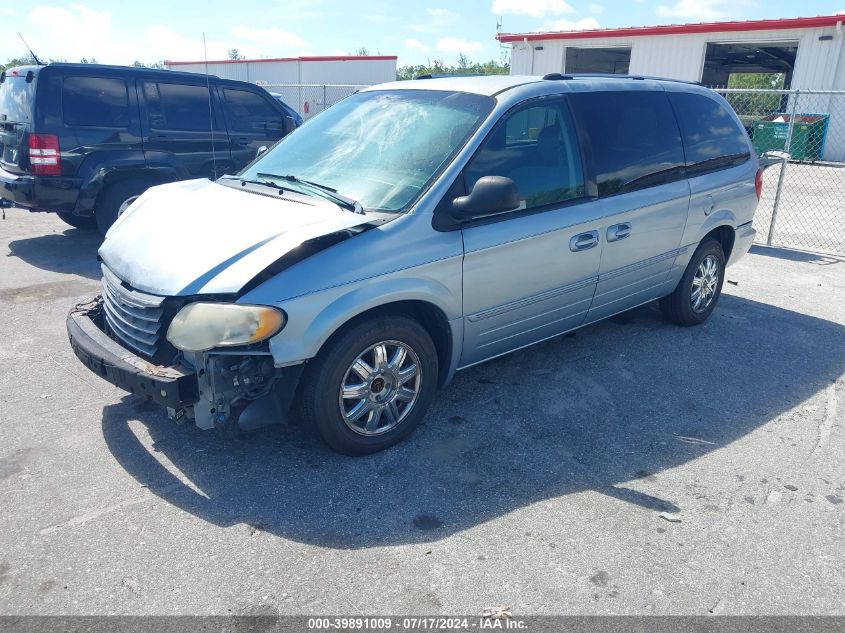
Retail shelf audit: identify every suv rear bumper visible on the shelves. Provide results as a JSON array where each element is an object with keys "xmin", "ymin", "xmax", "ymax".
[
  {"xmin": 67, "ymin": 302, "xmax": 199, "ymax": 409},
  {"xmin": 0, "ymin": 165, "xmax": 81, "ymax": 213}
]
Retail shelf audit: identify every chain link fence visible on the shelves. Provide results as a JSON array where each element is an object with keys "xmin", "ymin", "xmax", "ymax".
[
  {"xmin": 263, "ymin": 84, "xmax": 368, "ymax": 121},
  {"xmin": 714, "ymin": 88, "xmax": 845, "ymax": 255}
]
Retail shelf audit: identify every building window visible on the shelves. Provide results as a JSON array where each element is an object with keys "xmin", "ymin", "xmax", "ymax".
[{"xmin": 564, "ymin": 47, "xmax": 631, "ymax": 74}]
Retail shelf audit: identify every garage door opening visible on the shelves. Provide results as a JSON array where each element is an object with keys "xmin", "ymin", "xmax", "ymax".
[
  {"xmin": 701, "ymin": 42, "xmax": 798, "ymax": 89},
  {"xmin": 564, "ymin": 47, "xmax": 631, "ymax": 74}
]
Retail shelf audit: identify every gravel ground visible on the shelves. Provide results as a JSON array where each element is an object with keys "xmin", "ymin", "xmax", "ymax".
[{"xmin": 0, "ymin": 207, "xmax": 843, "ymax": 616}]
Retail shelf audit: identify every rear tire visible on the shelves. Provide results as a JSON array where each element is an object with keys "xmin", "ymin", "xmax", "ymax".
[
  {"xmin": 297, "ymin": 315, "xmax": 439, "ymax": 455},
  {"xmin": 94, "ymin": 179, "xmax": 154, "ymax": 235},
  {"xmin": 56, "ymin": 211, "xmax": 97, "ymax": 230},
  {"xmin": 660, "ymin": 238, "xmax": 725, "ymax": 326}
]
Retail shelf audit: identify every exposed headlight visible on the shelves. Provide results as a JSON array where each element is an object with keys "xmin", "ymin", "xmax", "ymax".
[{"xmin": 166, "ymin": 303, "xmax": 286, "ymax": 353}]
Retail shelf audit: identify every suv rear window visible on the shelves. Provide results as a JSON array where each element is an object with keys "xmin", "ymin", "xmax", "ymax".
[
  {"xmin": 63, "ymin": 76, "xmax": 129, "ymax": 128},
  {"xmin": 568, "ymin": 90, "xmax": 685, "ymax": 196},
  {"xmin": 222, "ymin": 88, "xmax": 279, "ymax": 132},
  {"xmin": 143, "ymin": 82, "xmax": 213, "ymax": 131},
  {"xmin": 668, "ymin": 92, "xmax": 751, "ymax": 175},
  {"xmin": 0, "ymin": 75, "xmax": 34, "ymax": 123}
]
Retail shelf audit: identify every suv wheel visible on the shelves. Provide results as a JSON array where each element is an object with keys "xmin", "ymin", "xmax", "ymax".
[
  {"xmin": 56, "ymin": 211, "xmax": 97, "ymax": 231},
  {"xmin": 94, "ymin": 180, "xmax": 153, "ymax": 235},
  {"xmin": 298, "ymin": 315, "xmax": 438, "ymax": 455},
  {"xmin": 660, "ymin": 238, "xmax": 725, "ymax": 326}
]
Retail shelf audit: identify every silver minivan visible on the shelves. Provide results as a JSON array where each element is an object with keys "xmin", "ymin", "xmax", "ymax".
[{"xmin": 68, "ymin": 74, "xmax": 760, "ymax": 454}]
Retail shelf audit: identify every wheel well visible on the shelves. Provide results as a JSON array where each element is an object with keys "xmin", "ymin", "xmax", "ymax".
[
  {"xmin": 704, "ymin": 225, "xmax": 735, "ymax": 261},
  {"xmin": 102, "ymin": 170, "xmax": 160, "ymax": 190},
  {"xmin": 324, "ymin": 301, "xmax": 453, "ymax": 387}
]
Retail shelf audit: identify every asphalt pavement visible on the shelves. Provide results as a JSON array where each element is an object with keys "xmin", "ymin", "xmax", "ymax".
[{"xmin": 1, "ymin": 208, "xmax": 843, "ymax": 616}]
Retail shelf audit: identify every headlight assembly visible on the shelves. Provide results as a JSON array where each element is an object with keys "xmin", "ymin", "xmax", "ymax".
[{"xmin": 166, "ymin": 303, "xmax": 286, "ymax": 353}]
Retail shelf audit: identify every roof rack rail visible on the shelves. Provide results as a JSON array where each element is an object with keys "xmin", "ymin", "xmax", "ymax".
[
  {"xmin": 542, "ymin": 72, "xmax": 702, "ymax": 86},
  {"xmin": 415, "ymin": 72, "xmax": 485, "ymax": 80}
]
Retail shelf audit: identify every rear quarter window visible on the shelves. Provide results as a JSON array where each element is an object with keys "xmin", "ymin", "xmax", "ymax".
[
  {"xmin": 222, "ymin": 88, "xmax": 280, "ymax": 132},
  {"xmin": 62, "ymin": 76, "xmax": 129, "ymax": 128},
  {"xmin": 568, "ymin": 90, "xmax": 685, "ymax": 197},
  {"xmin": 143, "ymin": 82, "xmax": 213, "ymax": 131},
  {"xmin": 668, "ymin": 92, "xmax": 750, "ymax": 175}
]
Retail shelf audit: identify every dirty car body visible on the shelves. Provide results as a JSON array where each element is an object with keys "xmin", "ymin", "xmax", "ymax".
[{"xmin": 68, "ymin": 75, "xmax": 760, "ymax": 454}]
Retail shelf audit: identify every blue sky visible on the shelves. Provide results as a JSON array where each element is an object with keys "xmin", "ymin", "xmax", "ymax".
[{"xmin": 0, "ymin": 1, "xmax": 843, "ymax": 67}]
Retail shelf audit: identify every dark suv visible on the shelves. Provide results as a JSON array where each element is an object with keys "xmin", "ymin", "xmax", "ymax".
[{"xmin": 0, "ymin": 63, "xmax": 299, "ymax": 233}]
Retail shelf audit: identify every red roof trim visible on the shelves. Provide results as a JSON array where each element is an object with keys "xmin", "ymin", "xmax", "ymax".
[
  {"xmin": 166, "ymin": 55, "xmax": 398, "ymax": 66},
  {"xmin": 497, "ymin": 14, "xmax": 844, "ymax": 42}
]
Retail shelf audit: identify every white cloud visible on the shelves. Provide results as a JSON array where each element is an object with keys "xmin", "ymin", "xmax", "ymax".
[
  {"xmin": 491, "ymin": 0, "xmax": 574, "ymax": 17},
  {"xmin": 230, "ymin": 25, "xmax": 307, "ymax": 49},
  {"xmin": 1, "ymin": 8, "xmax": 14, "ymax": 16},
  {"xmin": 655, "ymin": 0, "xmax": 755, "ymax": 20},
  {"xmin": 588, "ymin": 3, "xmax": 605, "ymax": 13},
  {"xmin": 542, "ymin": 17, "xmax": 601, "ymax": 30},
  {"xmin": 405, "ymin": 38, "xmax": 431, "ymax": 52},
  {"xmin": 426, "ymin": 7, "xmax": 458, "ymax": 18},
  {"xmin": 0, "ymin": 3, "xmax": 314, "ymax": 64},
  {"xmin": 437, "ymin": 37, "xmax": 485, "ymax": 53}
]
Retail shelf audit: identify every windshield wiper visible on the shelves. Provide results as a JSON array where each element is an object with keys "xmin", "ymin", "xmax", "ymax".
[{"xmin": 257, "ymin": 172, "xmax": 363, "ymax": 214}]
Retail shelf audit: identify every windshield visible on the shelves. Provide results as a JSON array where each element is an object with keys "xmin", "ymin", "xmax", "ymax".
[
  {"xmin": 0, "ymin": 74, "xmax": 35, "ymax": 123},
  {"xmin": 240, "ymin": 89, "xmax": 494, "ymax": 213}
]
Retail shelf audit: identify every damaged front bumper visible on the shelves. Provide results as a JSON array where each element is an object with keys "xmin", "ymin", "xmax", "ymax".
[
  {"xmin": 67, "ymin": 299, "xmax": 302, "ymax": 431},
  {"xmin": 67, "ymin": 302, "xmax": 199, "ymax": 408}
]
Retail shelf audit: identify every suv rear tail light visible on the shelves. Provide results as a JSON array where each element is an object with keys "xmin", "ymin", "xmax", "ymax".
[
  {"xmin": 28, "ymin": 134, "xmax": 61, "ymax": 176},
  {"xmin": 755, "ymin": 168, "xmax": 763, "ymax": 201}
]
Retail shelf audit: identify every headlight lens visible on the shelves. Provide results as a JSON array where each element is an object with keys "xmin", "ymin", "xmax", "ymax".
[{"xmin": 166, "ymin": 303, "xmax": 286, "ymax": 352}]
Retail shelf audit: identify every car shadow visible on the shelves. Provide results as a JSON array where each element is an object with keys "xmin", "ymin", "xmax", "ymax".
[
  {"xmin": 101, "ymin": 295, "xmax": 845, "ymax": 549},
  {"xmin": 749, "ymin": 244, "xmax": 843, "ymax": 266},
  {"xmin": 7, "ymin": 229, "xmax": 101, "ymax": 280}
]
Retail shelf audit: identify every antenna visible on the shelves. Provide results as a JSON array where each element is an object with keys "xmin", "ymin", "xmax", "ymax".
[
  {"xmin": 17, "ymin": 33, "xmax": 43, "ymax": 66},
  {"xmin": 203, "ymin": 33, "xmax": 218, "ymax": 180}
]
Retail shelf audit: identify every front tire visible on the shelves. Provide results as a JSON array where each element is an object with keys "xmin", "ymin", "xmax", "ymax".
[
  {"xmin": 56, "ymin": 211, "xmax": 97, "ymax": 230},
  {"xmin": 298, "ymin": 315, "xmax": 439, "ymax": 455},
  {"xmin": 660, "ymin": 238, "xmax": 725, "ymax": 326}
]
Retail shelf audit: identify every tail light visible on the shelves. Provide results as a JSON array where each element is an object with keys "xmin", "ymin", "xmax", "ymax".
[
  {"xmin": 28, "ymin": 134, "xmax": 61, "ymax": 176},
  {"xmin": 754, "ymin": 168, "xmax": 763, "ymax": 201}
]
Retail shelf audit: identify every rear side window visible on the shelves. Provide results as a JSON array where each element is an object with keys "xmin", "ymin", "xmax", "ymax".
[
  {"xmin": 465, "ymin": 99, "xmax": 585, "ymax": 210},
  {"xmin": 568, "ymin": 91, "xmax": 685, "ymax": 196},
  {"xmin": 222, "ymin": 88, "xmax": 280, "ymax": 132},
  {"xmin": 63, "ymin": 76, "xmax": 129, "ymax": 128},
  {"xmin": 668, "ymin": 92, "xmax": 750, "ymax": 175},
  {"xmin": 143, "ymin": 82, "xmax": 213, "ymax": 131}
]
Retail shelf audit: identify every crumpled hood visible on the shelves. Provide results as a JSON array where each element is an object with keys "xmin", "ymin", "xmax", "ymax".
[{"xmin": 99, "ymin": 179, "xmax": 376, "ymax": 296}]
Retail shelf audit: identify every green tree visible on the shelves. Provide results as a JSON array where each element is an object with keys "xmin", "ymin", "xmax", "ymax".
[
  {"xmin": 227, "ymin": 48, "xmax": 245, "ymax": 60},
  {"xmin": 132, "ymin": 60, "xmax": 166, "ymax": 69},
  {"xmin": 726, "ymin": 72, "xmax": 786, "ymax": 119},
  {"xmin": 395, "ymin": 55, "xmax": 510, "ymax": 80},
  {"xmin": 1, "ymin": 55, "xmax": 36, "ymax": 71}
]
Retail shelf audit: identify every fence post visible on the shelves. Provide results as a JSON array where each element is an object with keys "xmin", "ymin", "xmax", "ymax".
[
  {"xmin": 767, "ymin": 89, "xmax": 799, "ymax": 246},
  {"xmin": 323, "ymin": 85, "xmax": 327, "ymax": 113}
]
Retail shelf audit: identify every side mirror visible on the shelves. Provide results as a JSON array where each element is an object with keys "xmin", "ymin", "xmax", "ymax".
[
  {"xmin": 256, "ymin": 145, "xmax": 269, "ymax": 157},
  {"xmin": 452, "ymin": 176, "xmax": 521, "ymax": 221}
]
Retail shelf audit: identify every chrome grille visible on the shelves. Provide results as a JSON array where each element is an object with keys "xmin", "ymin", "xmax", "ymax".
[{"xmin": 101, "ymin": 265, "xmax": 165, "ymax": 359}]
